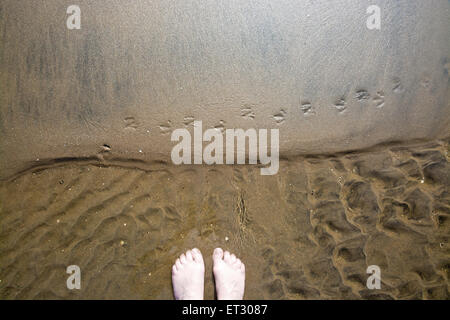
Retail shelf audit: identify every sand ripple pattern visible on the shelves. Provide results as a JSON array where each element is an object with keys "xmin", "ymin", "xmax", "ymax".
[{"xmin": 0, "ymin": 140, "xmax": 449, "ymax": 299}]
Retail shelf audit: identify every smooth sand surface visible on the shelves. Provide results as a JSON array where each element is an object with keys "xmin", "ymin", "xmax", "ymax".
[
  {"xmin": 0, "ymin": 140, "xmax": 448, "ymax": 299},
  {"xmin": 0, "ymin": 0, "xmax": 449, "ymax": 179}
]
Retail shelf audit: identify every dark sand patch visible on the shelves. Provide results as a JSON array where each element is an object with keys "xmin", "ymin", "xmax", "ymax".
[{"xmin": 0, "ymin": 140, "xmax": 448, "ymax": 299}]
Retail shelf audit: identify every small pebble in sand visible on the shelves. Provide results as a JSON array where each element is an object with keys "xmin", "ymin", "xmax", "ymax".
[
  {"xmin": 123, "ymin": 223, "xmax": 127, "ymax": 227},
  {"xmin": 225, "ymin": 236, "xmax": 229, "ymax": 241},
  {"xmin": 440, "ymin": 243, "xmax": 444, "ymax": 248},
  {"xmin": 139, "ymin": 149, "xmax": 143, "ymax": 153},
  {"xmin": 420, "ymin": 179, "xmax": 425, "ymax": 184},
  {"xmin": 56, "ymin": 219, "xmax": 60, "ymax": 224},
  {"xmin": 120, "ymin": 240, "xmax": 125, "ymax": 246},
  {"xmin": 148, "ymin": 272, "xmax": 152, "ymax": 277}
]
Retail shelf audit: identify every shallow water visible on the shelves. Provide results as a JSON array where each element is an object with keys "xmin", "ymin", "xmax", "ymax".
[{"xmin": 0, "ymin": 140, "xmax": 449, "ymax": 299}]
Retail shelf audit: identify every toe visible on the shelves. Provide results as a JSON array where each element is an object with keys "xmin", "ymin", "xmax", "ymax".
[
  {"xmin": 176, "ymin": 259, "xmax": 182, "ymax": 270},
  {"xmin": 192, "ymin": 248, "xmax": 204, "ymax": 263},
  {"xmin": 186, "ymin": 250, "xmax": 194, "ymax": 261},
  {"xmin": 240, "ymin": 263, "xmax": 245, "ymax": 273},
  {"xmin": 230, "ymin": 254, "xmax": 237, "ymax": 263},
  {"xmin": 172, "ymin": 265, "xmax": 178, "ymax": 274},
  {"xmin": 234, "ymin": 258, "xmax": 242, "ymax": 267},
  {"xmin": 180, "ymin": 253, "xmax": 187, "ymax": 264},
  {"xmin": 224, "ymin": 251, "xmax": 231, "ymax": 262},
  {"xmin": 213, "ymin": 248, "xmax": 224, "ymax": 262}
]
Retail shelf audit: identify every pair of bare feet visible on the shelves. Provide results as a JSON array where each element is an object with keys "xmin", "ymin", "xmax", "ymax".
[{"xmin": 172, "ymin": 248, "xmax": 245, "ymax": 300}]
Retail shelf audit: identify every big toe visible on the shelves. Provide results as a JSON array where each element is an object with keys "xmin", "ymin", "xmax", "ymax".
[
  {"xmin": 213, "ymin": 248, "xmax": 224, "ymax": 263},
  {"xmin": 185, "ymin": 250, "xmax": 193, "ymax": 261}
]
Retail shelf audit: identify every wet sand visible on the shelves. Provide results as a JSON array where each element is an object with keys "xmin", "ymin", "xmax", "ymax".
[
  {"xmin": 1, "ymin": 0, "xmax": 449, "ymax": 179},
  {"xmin": 0, "ymin": 139, "xmax": 448, "ymax": 299},
  {"xmin": 1, "ymin": 0, "xmax": 449, "ymax": 300}
]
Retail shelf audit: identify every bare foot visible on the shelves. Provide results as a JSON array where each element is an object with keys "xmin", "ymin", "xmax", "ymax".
[
  {"xmin": 213, "ymin": 248, "xmax": 245, "ymax": 300},
  {"xmin": 172, "ymin": 248, "xmax": 205, "ymax": 300}
]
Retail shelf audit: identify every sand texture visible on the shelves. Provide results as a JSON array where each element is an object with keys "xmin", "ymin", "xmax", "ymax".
[
  {"xmin": 1, "ymin": 0, "xmax": 450, "ymax": 179},
  {"xmin": 0, "ymin": 0, "xmax": 449, "ymax": 300},
  {"xmin": 1, "ymin": 140, "xmax": 449, "ymax": 299}
]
